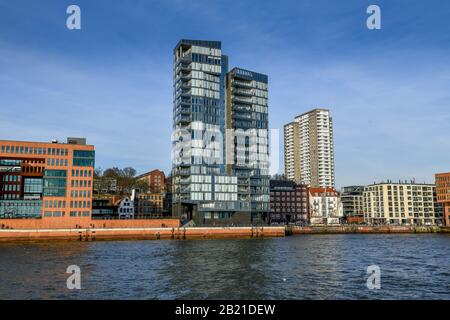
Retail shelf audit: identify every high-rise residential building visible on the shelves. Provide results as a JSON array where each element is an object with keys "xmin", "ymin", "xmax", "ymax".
[
  {"xmin": 0, "ymin": 138, "xmax": 95, "ymax": 225},
  {"xmin": 309, "ymin": 187, "xmax": 343, "ymax": 225},
  {"xmin": 225, "ymin": 67, "xmax": 270, "ymax": 223},
  {"xmin": 363, "ymin": 180, "xmax": 443, "ymax": 226},
  {"xmin": 172, "ymin": 39, "xmax": 269, "ymax": 225},
  {"xmin": 284, "ymin": 108, "xmax": 335, "ymax": 188},
  {"xmin": 435, "ymin": 172, "xmax": 450, "ymax": 226},
  {"xmin": 269, "ymin": 180, "xmax": 309, "ymax": 225}
]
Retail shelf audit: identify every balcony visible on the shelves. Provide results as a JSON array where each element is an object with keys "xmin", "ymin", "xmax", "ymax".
[
  {"xmin": 233, "ymin": 80, "xmax": 253, "ymax": 89},
  {"xmin": 232, "ymin": 88, "xmax": 253, "ymax": 96},
  {"xmin": 233, "ymin": 96, "xmax": 252, "ymax": 105}
]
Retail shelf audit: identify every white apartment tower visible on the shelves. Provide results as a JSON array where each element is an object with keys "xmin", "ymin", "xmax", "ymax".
[{"xmin": 284, "ymin": 108, "xmax": 335, "ymax": 188}]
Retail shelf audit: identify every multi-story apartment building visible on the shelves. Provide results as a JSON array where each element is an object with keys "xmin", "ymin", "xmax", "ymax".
[
  {"xmin": 134, "ymin": 192, "xmax": 164, "ymax": 217},
  {"xmin": 309, "ymin": 187, "xmax": 343, "ymax": 225},
  {"xmin": 269, "ymin": 180, "xmax": 309, "ymax": 225},
  {"xmin": 225, "ymin": 67, "xmax": 270, "ymax": 224},
  {"xmin": 341, "ymin": 186, "xmax": 364, "ymax": 217},
  {"xmin": 136, "ymin": 169, "xmax": 165, "ymax": 193},
  {"xmin": 435, "ymin": 172, "xmax": 450, "ymax": 226},
  {"xmin": 284, "ymin": 109, "xmax": 335, "ymax": 188},
  {"xmin": 172, "ymin": 39, "xmax": 269, "ymax": 225},
  {"xmin": 363, "ymin": 180, "xmax": 442, "ymax": 226},
  {"xmin": 0, "ymin": 138, "xmax": 95, "ymax": 226}
]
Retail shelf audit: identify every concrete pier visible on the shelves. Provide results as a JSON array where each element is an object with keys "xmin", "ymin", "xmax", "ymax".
[{"xmin": 0, "ymin": 226, "xmax": 286, "ymax": 242}]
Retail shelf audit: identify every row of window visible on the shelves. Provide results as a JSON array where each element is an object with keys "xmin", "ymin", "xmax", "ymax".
[
  {"xmin": 70, "ymin": 211, "xmax": 90, "ymax": 217},
  {"xmin": 70, "ymin": 190, "xmax": 92, "ymax": 198},
  {"xmin": 270, "ymin": 208, "xmax": 308, "ymax": 213},
  {"xmin": 22, "ymin": 166, "xmax": 44, "ymax": 173},
  {"xmin": 0, "ymin": 194, "xmax": 20, "ymax": 199},
  {"xmin": 0, "ymin": 145, "xmax": 69, "ymax": 156},
  {"xmin": 47, "ymin": 158, "xmax": 68, "ymax": 167},
  {"xmin": 2, "ymin": 175, "xmax": 21, "ymax": 182},
  {"xmin": 72, "ymin": 169, "xmax": 92, "ymax": 177},
  {"xmin": 44, "ymin": 211, "xmax": 65, "ymax": 217},
  {"xmin": 70, "ymin": 201, "xmax": 91, "ymax": 209},
  {"xmin": 271, "ymin": 202, "xmax": 307, "ymax": 207},
  {"xmin": 271, "ymin": 191, "xmax": 307, "ymax": 196},
  {"xmin": 71, "ymin": 180, "xmax": 92, "ymax": 188},
  {"xmin": 45, "ymin": 200, "xmax": 66, "ymax": 208},
  {"xmin": 2, "ymin": 185, "xmax": 20, "ymax": 192},
  {"xmin": 44, "ymin": 210, "xmax": 93, "ymax": 217},
  {"xmin": 24, "ymin": 178, "xmax": 43, "ymax": 193}
]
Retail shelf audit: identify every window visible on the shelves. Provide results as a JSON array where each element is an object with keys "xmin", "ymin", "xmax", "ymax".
[
  {"xmin": 43, "ymin": 170, "xmax": 67, "ymax": 197},
  {"xmin": 73, "ymin": 150, "xmax": 95, "ymax": 167}
]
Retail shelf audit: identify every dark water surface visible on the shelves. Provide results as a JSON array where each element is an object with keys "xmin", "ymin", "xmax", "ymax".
[{"xmin": 0, "ymin": 234, "xmax": 449, "ymax": 299}]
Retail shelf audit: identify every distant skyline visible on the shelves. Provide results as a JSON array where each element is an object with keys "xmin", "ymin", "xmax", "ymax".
[{"xmin": 1, "ymin": 0, "xmax": 449, "ymax": 187}]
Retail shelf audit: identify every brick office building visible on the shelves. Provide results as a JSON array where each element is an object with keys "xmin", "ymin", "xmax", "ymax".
[
  {"xmin": 269, "ymin": 180, "xmax": 309, "ymax": 225},
  {"xmin": 435, "ymin": 172, "xmax": 450, "ymax": 226},
  {"xmin": 0, "ymin": 138, "xmax": 95, "ymax": 227}
]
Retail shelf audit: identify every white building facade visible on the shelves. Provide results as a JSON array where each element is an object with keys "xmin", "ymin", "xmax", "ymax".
[
  {"xmin": 309, "ymin": 188, "xmax": 343, "ymax": 225},
  {"xmin": 284, "ymin": 108, "xmax": 335, "ymax": 188},
  {"xmin": 363, "ymin": 181, "xmax": 443, "ymax": 226}
]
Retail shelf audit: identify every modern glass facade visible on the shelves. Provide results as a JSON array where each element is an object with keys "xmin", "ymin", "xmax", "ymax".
[
  {"xmin": 43, "ymin": 169, "xmax": 67, "ymax": 197},
  {"xmin": 172, "ymin": 40, "xmax": 269, "ymax": 225},
  {"xmin": 0, "ymin": 200, "xmax": 42, "ymax": 218},
  {"xmin": 73, "ymin": 150, "xmax": 95, "ymax": 167},
  {"xmin": 173, "ymin": 39, "xmax": 238, "ymax": 224},
  {"xmin": 225, "ymin": 68, "xmax": 270, "ymax": 223}
]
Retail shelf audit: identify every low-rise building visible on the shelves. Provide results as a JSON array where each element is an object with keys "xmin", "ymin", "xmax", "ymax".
[
  {"xmin": 269, "ymin": 180, "xmax": 309, "ymax": 225},
  {"xmin": 92, "ymin": 198, "xmax": 118, "ymax": 219},
  {"xmin": 116, "ymin": 197, "xmax": 134, "ymax": 219},
  {"xmin": 341, "ymin": 186, "xmax": 364, "ymax": 223},
  {"xmin": 135, "ymin": 192, "xmax": 164, "ymax": 218},
  {"xmin": 309, "ymin": 187, "xmax": 343, "ymax": 225},
  {"xmin": 363, "ymin": 180, "xmax": 442, "ymax": 226},
  {"xmin": 435, "ymin": 172, "xmax": 450, "ymax": 226}
]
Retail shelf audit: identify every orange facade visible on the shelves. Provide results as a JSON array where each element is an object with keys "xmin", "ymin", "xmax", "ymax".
[
  {"xmin": 435, "ymin": 172, "xmax": 450, "ymax": 226},
  {"xmin": 0, "ymin": 139, "xmax": 95, "ymax": 228}
]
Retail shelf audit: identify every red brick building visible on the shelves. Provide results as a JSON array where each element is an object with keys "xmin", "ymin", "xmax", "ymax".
[
  {"xmin": 269, "ymin": 180, "xmax": 309, "ymax": 225},
  {"xmin": 136, "ymin": 169, "xmax": 165, "ymax": 193},
  {"xmin": 435, "ymin": 172, "xmax": 450, "ymax": 226}
]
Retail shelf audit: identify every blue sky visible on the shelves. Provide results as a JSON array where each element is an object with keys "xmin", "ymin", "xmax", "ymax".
[{"xmin": 0, "ymin": 0, "xmax": 449, "ymax": 187}]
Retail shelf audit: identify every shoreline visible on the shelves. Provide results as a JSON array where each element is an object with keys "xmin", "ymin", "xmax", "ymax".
[
  {"xmin": 0, "ymin": 225, "xmax": 448, "ymax": 242},
  {"xmin": 0, "ymin": 226, "xmax": 285, "ymax": 242},
  {"xmin": 288, "ymin": 225, "xmax": 450, "ymax": 235}
]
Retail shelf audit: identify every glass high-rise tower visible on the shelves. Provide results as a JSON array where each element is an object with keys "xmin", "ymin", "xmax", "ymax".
[
  {"xmin": 172, "ymin": 39, "xmax": 269, "ymax": 225},
  {"xmin": 225, "ymin": 68, "xmax": 270, "ymax": 224}
]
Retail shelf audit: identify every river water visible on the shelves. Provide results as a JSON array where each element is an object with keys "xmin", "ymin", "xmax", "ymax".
[{"xmin": 0, "ymin": 234, "xmax": 449, "ymax": 299}]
